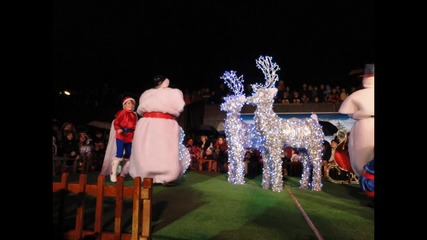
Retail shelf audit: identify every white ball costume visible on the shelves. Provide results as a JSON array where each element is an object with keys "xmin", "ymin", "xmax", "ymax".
[{"xmin": 129, "ymin": 78, "xmax": 189, "ymax": 184}]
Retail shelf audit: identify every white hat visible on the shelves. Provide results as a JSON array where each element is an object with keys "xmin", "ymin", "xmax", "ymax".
[{"xmin": 122, "ymin": 97, "xmax": 135, "ymax": 106}]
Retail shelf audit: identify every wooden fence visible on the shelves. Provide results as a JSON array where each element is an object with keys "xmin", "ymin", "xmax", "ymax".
[{"xmin": 53, "ymin": 172, "xmax": 153, "ymax": 240}]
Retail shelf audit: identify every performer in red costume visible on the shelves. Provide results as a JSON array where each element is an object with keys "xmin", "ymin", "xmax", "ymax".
[{"xmin": 100, "ymin": 97, "xmax": 138, "ymax": 182}]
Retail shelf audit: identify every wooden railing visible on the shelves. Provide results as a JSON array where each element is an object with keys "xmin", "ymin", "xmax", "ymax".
[{"xmin": 53, "ymin": 172, "xmax": 153, "ymax": 240}]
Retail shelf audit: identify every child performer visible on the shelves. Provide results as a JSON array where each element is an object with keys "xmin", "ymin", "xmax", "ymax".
[{"xmin": 101, "ymin": 96, "xmax": 138, "ymax": 182}]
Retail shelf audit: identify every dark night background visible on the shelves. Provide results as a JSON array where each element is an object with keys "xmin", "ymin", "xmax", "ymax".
[{"xmin": 52, "ymin": 0, "xmax": 374, "ymax": 94}]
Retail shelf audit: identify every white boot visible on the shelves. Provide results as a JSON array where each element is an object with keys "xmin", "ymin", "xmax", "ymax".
[
  {"xmin": 120, "ymin": 159, "xmax": 130, "ymax": 177},
  {"xmin": 110, "ymin": 157, "xmax": 122, "ymax": 183}
]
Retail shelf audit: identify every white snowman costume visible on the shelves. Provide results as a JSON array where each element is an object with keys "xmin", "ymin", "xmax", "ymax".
[{"xmin": 338, "ymin": 64, "xmax": 374, "ymax": 177}]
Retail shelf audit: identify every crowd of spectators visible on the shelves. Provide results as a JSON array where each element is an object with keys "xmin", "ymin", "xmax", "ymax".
[
  {"xmin": 54, "ymin": 80, "xmax": 362, "ymax": 109},
  {"xmin": 52, "ymin": 120, "xmax": 107, "ymax": 175}
]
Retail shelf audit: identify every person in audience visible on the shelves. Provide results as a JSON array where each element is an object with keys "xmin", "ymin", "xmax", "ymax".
[
  {"xmin": 60, "ymin": 122, "xmax": 78, "ymax": 148},
  {"xmin": 213, "ymin": 135, "xmax": 228, "ymax": 172},
  {"xmin": 274, "ymin": 80, "xmax": 286, "ymax": 103},
  {"xmin": 339, "ymin": 88, "xmax": 348, "ymax": 102},
  {"xmin": 198, "ymin": 134, "xmax": 213, "ymax": 158},
  {"xmin": 185, "ymin": 137, "xmax": 201, "ymax": 170},
  {"xmin": 289, "ymin": 148, "xmax": 302, "ymax": 176},
  {"xmin": 76, "ymin": 132, "xmax": 94, "ymax": 172},
  {"xmin": 201, "ymin": 147, "xmax": 218, "ymax": 171},
  {"xmin": 59, "ymin": 130, "xmax": 79, "ymax": 171},
  {"xmin": 291, "ymin": 91, "xmax": 301, "ymax": 104},
  {"xmin": 281, "ymin": 91, "xmax": 291, "ymax": 104},
  {"xmin": 300, "ymin": 94, "xmax": 310, "ymax": 103},
  {"xmin": 318, "ymin": 84, "xmax": 327, "ymax": 102},
  {"xmin": 322, "ymin": 138, "xmax": 339, "ymax": 178},
  {"xmin": 326, "ymin": 87, "xmax": 340, "ymax": 103}
]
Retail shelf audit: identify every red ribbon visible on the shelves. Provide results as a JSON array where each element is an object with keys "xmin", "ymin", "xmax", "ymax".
[{"xmin": 143, "ymin": 112, "xmax": 175, "ymax": 120}]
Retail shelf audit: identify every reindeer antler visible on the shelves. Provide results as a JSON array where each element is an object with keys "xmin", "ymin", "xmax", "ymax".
[
  {"xmin": 220, "ymin": 70, "xmax": 244, "ymax": 95},
  {"xmin": 255, "ymin": 56, "xmax": 280, "ymax": 88}
]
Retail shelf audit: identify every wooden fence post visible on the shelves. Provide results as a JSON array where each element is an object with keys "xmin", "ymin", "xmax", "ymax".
[
  {"xmin": 141, "ymin": 178, "xmax": 153, "ymax": 239},
  {"xmin": 53, "ymin": 173, "xmax": 153, "ymax": 240}
]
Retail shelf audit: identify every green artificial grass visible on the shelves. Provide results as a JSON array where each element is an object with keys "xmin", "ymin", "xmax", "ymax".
[{"xmin": 53, "ymin": 170, "xmax": 374, "ymax": 240}]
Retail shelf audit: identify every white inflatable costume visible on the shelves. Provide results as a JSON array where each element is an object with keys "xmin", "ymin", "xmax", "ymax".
[
  {"xmin": 338, "ymin": 64, "xmax": 375, "ymax": 177},
  {"xmin": 129, "ymin": 77, "xmax": 190, "ymax": 184}
]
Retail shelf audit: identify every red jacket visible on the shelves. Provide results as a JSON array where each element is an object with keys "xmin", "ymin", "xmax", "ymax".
[{"xmin": 114, "ymin": 110, "xmax": 138, "ymax": 143}]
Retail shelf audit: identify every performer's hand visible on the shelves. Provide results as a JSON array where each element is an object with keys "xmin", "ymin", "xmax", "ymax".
[{"xmin": 117, "ymin": 129, "xmax": 123, "ymax": 134}]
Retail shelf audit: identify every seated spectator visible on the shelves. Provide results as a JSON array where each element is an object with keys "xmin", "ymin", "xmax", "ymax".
[
  {"xmin": 326, "ymin": 88, "xmax": 340, "ymax": 103},
  {"xmin": 198, "ymin": 134, "xmax": 213, "ymax": 159},
  {"xmin": 291, "ymin": 91, "xmax": 301, "ymax": 104},
  {"xmin": 339, "ymin": 88, "xmax": 348, "ymax": 103},
  {"xmin": 60, "ymin": 122, "xmax": 77, "ymax": 145},
  {"xmin": 281, "ymin": 92, "xmax": 291, "ymax": 104},
  {"xmin": 199, "ymin": 147, "xmax": 218, "ymax": 172},
  {"xmin": 77, "ymin": 132, "xmax": 94, "ymax": 172},
  {"xmin": 300, "ymin": 94, "xmax": 310, "ymax": 103},
  {"xmin": 288, "ymin": 148, "xmax": 302, "ymax": 176},
  {"xmin": 290, "ymin": 148, "xmax": 300, "ymax": 162},
  {"xmin": 213, "ymin": 136, "xmax": 228, "ymax": 172},
  {"xmin": 187, "ymin": 143, "xmax": 201, "ymax": 170},
  {"xmin": 59, "ymin": 130, "xmax": 79, "ymax": 171}
]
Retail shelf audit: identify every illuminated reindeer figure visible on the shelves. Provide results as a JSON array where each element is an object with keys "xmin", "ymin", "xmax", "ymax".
[
  {"xmin": 220, "ymin": 71, "xmax": 265, "ymax": 184},
  {"xmin": 246, "ymin": 56, "xmax": 325, "ymax": 192}
]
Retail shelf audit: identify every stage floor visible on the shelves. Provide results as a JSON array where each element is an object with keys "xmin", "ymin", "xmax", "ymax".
[{"xmin": 53, "ymin": 170, "xmax": 374, "ymax": 240}]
